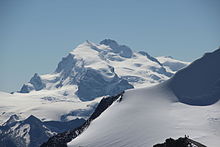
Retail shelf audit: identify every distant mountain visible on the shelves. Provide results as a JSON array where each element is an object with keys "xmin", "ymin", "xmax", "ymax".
[
  {"xmin": 19, "ymin": 39, "xmax": 187, "ymax": 100},
  {"xmin": 0, "ymin": 115, "xmax": 85, "ymax": 147}
]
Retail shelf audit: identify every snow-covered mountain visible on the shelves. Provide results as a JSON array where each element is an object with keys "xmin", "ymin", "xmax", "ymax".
[
  {"xmin": 0, "ymin": 115, "xmax": 85, "ymax": 147},
  {"xmin": 1, "ymin": 39, "xmax": 189, "ymax": 123},
  {"xmin": 65, "ymin": 47, "xmax": 220, "ymax": 147},
  {"xmin": 0, "ymin": 39, "xmax": 189, "ymax": 147},
  {"xmin": 19, "ymin": 39, "xmax": 188, "ymax": 98}
]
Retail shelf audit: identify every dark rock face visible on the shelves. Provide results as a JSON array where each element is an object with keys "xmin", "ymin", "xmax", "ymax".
[
  {"xmin": 41, "ymin": 92, "xmax": 124, "ymax": 147},
  {"xmin": 0, "ymin": 115, "xmax": 85, "ymax": 147},
  {"xmin": 169, "ymin": 48, "xmax": 220, "ymax": 105},
  {"xmin": 153, "ymin": 137, "xmax": 207, "ymax": 147}
]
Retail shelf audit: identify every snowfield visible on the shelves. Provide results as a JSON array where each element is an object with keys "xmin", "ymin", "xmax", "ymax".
[
  {"xmin": 68, "ymin": 83, "xmax": 220, "ymax": 147},
  {"xmin": 0, "ymin": 89, "xmax": 101, "ymax": 125}
]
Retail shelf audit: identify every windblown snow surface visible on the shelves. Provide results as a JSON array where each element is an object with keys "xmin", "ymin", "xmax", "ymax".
[{"xmin": 69, "ymin": 84, "xmax": 220, "ymax": 147}]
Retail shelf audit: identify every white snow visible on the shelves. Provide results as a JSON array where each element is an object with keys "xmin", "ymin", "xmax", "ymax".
[
  {"xmin": 156, "ymin": 56, "xmax": 190, "ymax": 73},
  {"xmin": 68, "ymin": 83, "xmax": 220, "ymax": 147},
  {"xmin": 25, "ymin": 40, "xmax": 181, "ymax": 93},
  {"xmin": 0, "ymin": 90, "xmax": 102, "ymax": 125},
  {"xmin": 69, "ymin": 40, "xmax": 175, "ymax": 88}
]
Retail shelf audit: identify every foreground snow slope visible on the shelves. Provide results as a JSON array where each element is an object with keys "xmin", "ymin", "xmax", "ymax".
[
  {"xmin": 69, "ymin": 84, "xmax": 220, "ymax": 147},
  {"xmin": 69, "ymin": 48, "xmax": 220, "ymax": 147}
]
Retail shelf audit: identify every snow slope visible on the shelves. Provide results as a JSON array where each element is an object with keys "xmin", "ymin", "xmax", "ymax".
[
  {"xmin": 69, "ymin": 84, "xmax": 220, "ymax": 147},
  {"xmin": 169, "ymin": 48, "xmax": 220, "ymax": 105},
  {"xmin": 68, "ymin": 48, "xmax": 220, "ymax": 147}
]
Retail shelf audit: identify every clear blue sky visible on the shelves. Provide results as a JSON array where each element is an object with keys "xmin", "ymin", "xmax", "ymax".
[{"xmin": 0, "ymin": 0, "xmax": 220, "ymax": 92}]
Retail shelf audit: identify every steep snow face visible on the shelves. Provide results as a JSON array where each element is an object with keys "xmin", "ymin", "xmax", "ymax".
[
  {"xmin": 54, "ymin": 41, "xmax": 133, "ymax": 100},
  {"xmin": 20, "ymin": 40, "xmax": 134, "ymax": 101},
  {"xmin": 169, "ymin": 48, "xmax": 220, "ymax": 105},
  {"xmin": 156, "ymin": 56, "xmax": 190, "ymax": 73},
  {"xmin": 68, "ymin": 84, "xmax": 220, "ymax": 147}
]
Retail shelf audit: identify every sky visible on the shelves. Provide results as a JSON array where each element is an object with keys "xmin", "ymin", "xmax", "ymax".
[{"xmin": 0, "ymin": 0, "xmax": 220, "ymax": 92}]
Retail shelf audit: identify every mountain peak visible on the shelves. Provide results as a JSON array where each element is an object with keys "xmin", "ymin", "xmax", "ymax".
[
  {"xmin": 100, "ymin": 39, "xmax": 119, "ymax": 48},
  {"xmin": 84, "ymin": 40, "xmax": 94, "ymax": 46},
  {"xmin": 25, "ymin": 115, "xmax": 42, "ymax": 124},
  {"xmin": 100, "ymin": 39, "xmax": 133, "ymax": 58},
  {"xmin": 3, "ymin": 114, "xmax": 19, "ymax": 126}
]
